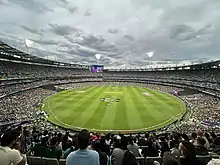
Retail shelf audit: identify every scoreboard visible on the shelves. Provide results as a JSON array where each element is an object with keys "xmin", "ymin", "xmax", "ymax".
[{"xmin": 90, "ymin": 65, "xmax": 104, "ymax": 73}]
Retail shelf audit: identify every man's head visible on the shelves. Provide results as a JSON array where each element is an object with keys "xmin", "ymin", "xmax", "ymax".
[
  {"xmin": 196, "ymin": 130, "xmax": 203, "ymax": 137},
  {"xmin": 191, "ymin": 132, "xmax": 197, "ymax": 139},
  {"xmin": 77, "ymin": 129, "xmax": 90, "ymax": 149},
  {"xmin": 92, "ymin": 140, "xmax": 101, "ymax": 151},
  {"xmin": 50, "ymin": 137, "xmax": 58, "ymax": 146},
  {"xmin": 179, "ymin": 141, "xmax": 196, "ymax": 159},
  {"xmin": 0, "ymin": 130, "xmax": 20, "ymax": 148},
  {"xmin": 197, "ymin": 137, "xmax": 206, "ymax": 146}
]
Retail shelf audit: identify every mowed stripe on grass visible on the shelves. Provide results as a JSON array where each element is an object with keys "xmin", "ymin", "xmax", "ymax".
[{"xmin": 44, "ymin": 85, "xmax": 185, "ymax": 132}]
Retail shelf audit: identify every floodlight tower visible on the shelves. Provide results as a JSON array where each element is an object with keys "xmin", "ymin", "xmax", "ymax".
[
  {"xmin": 95, "ymin": 54, "xmax": 101, "ymax": 64},
  {"xmin": 24, "ymin": 39, "xmax": 34, "ymax": 54},
  {"xmin": 146, "ymin": 52, "xmax": 154, "ymax": 68}
]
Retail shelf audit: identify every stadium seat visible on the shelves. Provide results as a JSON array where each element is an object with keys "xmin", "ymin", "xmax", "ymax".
[
  {"xmin": 27, "ymin": 156, "xmax": 44, "ymax": 165},
  {"xmin": 196, "ymin": 155, "xmax": 212, "ymax": 165},
  {"xmin": 42, "ymin": 157, "xmax": 59, "ymax": 165},
  {"xmin": 136, "ymin": 157, "xmax": 162, "ymax": 165},
  {"xmin": 59, "ymin": 159, "xmax": 66, "ymax": 165}
]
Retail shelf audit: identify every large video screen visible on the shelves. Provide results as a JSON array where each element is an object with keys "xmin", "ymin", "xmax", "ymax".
[{"xmin": 91, "ymin": 65, "xmax": 104, "ymax": 73}]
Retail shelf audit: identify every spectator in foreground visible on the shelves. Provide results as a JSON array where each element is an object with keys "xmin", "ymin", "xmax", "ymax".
[
  {"xmin": 195, "ymin": 137, "xmax": 209, "ymax": 156},
  {"xmin": 67, "ymin": 129, "xmax": 99, "ymax": 165},
  {"xmin": 127, "ymin": 136, "xmax": 140, "ymax": 158},
  {"xmin": 32, "ymin": 136, "xmax": 49, "ymax": 157},
  {"xmin": 179, "ymin": 141, "xmax": 202, "ymax": 165},
  {"xmin": 163, "ymin": 152, "xmax": 180, "ymax": 165},
  {"xmin": 197, "ymin": 130, "xmax": 210, "ymax": 149},
  {"xmin": 100, "ymin": 135, "xmax": 110, "ymax": 156},
  {"xmin": 92, "ymin": 140, "xmax": 108, "ymax": 165},
  {"xmin": 207, "ymin": 157, "xmax": 220, "ymax": 165},
  {"xmin": 190, "ymin": 132, "xmax": 197, "ymax": 145},
  {"xmin": 141, "ymin": 139, "xmax": 159, "ymax": 157},
  {"xmin": 111, "ymin": 139, "xmax": 126, "ymax": 165},
  {"xmin": 46, "ymin": 137, "xmax": 63, "ymax": 159},
  {"xmin": 0, "ymin": 130, "xmax": 26, "ymax": 165}
]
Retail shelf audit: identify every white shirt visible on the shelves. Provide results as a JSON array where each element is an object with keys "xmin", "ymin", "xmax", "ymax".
[{"xmin": 0, "ymin": 146, "xmax": 23, "ymax": 165}]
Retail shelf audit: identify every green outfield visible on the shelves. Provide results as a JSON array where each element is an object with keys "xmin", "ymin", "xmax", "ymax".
[{"xmin": 43, "ymin": 85, "xmax": 186, "ymax": 133}]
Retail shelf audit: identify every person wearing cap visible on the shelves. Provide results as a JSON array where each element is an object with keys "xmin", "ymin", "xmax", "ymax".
[
  {"xmin": 67, "ymin": 129, "xmax": 100, "ymax": 165},
  {"xmin": 0, "ymin": 130, "xmax": 26, "ymax": 165}
]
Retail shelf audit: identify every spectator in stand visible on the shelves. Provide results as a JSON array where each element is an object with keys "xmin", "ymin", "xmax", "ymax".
[
  {"xmin": 207, "ymin": 157, "xmax": 220, "ymax": 165},
  {"xmin": 63, "ymin": 140, "xmax": 76, "ymax": 159},
  {"xmin": 159, "ymin": 136, "xmax": 170, "ymax": 157},
  {"xmin": 190, "ymin": 132, "xmax": 198, "ymax": 145},
  {"xmin": 46, "ymin": 137, "xmax": 63, "ymax": 159},
  {"xmin": 67, "ymin": 129, "xmax": 99, "ymax": 165},
  {"xmin": 99, "ymin": 135, "xmax": 110, "ymax": 156},
  {"xmin": 32, "ymin": 135, "xmax": 49, "ymax": 157},
  {"xmin": 0, "ymin": 130, "xmax": 26, "ymax": 165},
  {"xmin": 105, "ymin": 133, "xmax": 112, "ymax": 146},
  {"xmin": 210, "ymin": 132, "xmax": 220, "ymax": 155},
  {"xmin": 163, "ymin": 152, "xmax": 180, "ymax": 165},
  {"xmin": 127, "ymin": 136, "xmax": 140, "ymax": 158},
  {"xmin": 197, "ymin": 130, "xmax": 210, "ymax": 149},
  {"xmin": 204, "ymin": 132, "xmax": 213, "ymax": 144},
  {"xmin": 111, "ymin": 138, "xmax": 126, "ymax": 165},
  {"xmin": 92, "ymin": 140, "xmax": 108, "ymax": 165},
  {"xmin": 195, "ymin": 137, "xmax": 209, "ymax": 156},
  {"xmin": 137, "ymin": 134, "xmax": 147, "ymax": 146},
  {"xmin": 179, "ymin": 141, "xmax": 202, "ymax": 165},
  {"xmin": 141, "ymin": 138, "xmax": 159, "ymax": 157}
]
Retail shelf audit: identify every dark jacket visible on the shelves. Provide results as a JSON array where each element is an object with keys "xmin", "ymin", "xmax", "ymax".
[
  {"xmin": 180, "ymin": 158, "xmax": 203, "ymax": 165},
  {"xmin": 196, "ymin": 146, "xmax": 209, "ymax": 156},
  {"xmin": 141, "ymin": 146, "xmax": 159, "ymax": 157},
  {"xmin": 99, "ymin": 151, "xmax": 108, "ymax": 165}
]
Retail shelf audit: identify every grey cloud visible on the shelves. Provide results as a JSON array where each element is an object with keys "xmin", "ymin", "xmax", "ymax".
[
  {"xmin": 33, "ymin": 39, "xmax": 59, "ymax": 45},
  {"xmin": 8, "ymin": 0, "xmax": 53, "ymax": 13},
  {"xmin": 84, "ymin": 10, "xmax": 92, "ymax": 16},
  {"xmin": 123, "ymin": 35, "xmax": 135, "ymax": 41},
  {"xmin": 21, "ymin": 26, "xmax": 43, "ymax": 35},
  {"xmin": 0, "ymin": 0, "xmax": 220, "ymax": 67},
  {"xmin": 49, "ymin": 24, "xmax": 78, "ymax": 36},
  {"xmin": 68, "ymin": 7, "xmax": 77, "ymax": 14},
  {"xmin": 108, "ymin": 28, "xmax": 119, "ymax": 34},
  {"xmin": 170, "ymin": 24, "xmax": 212, "ymax": 41}
]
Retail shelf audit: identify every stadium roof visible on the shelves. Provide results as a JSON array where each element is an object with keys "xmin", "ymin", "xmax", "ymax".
[
  {"xmin": 0, "ymin": 0, "xmax": 220, "ymax": 68},
  {"xmin": 0, "ymin": 41, "xmax": 89, "ymax": 68}
]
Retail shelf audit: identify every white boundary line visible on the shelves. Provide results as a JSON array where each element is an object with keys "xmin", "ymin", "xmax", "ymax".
[{"xmin": 44, "ymin": 84, "xmax": 186, "ymax": 132}]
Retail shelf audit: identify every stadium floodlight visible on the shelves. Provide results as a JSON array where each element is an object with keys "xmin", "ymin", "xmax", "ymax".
[
  {"xmin": 95, "ymin": 54, "xmax": 101, "ymax": 60},
  {"xmin": 24, "ymin": 39, "xmax": 34, "ymax": 47},
  {"xmin": 146, "ymin": 52, "xmax": 154, "ymax": 58}
]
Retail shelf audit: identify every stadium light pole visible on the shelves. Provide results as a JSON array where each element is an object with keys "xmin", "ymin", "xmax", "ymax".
[
  {"xmin": 24, "ymin": 39, "xmax": 34, "ymax": 54},
  {"xmin": 146, "ymin": 52, "xmax": 154, "ymax": 69},
  {"xmin": 95, "ymin": 54, "xmax": 101, "ymax": 64}
]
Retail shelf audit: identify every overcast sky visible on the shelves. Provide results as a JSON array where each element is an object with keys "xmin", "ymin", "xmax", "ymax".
[{"xmin": 0, "ymin": 0, "xmax": 220, "ymax": 68}]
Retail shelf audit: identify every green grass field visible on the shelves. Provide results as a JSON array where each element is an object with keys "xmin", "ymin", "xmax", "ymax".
[{"xmin": 43, "ymin": 85, "xmax": 186, "ymax": 133}]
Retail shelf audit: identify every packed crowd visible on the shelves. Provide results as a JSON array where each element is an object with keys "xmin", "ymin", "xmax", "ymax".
[
  {"xmin": 0, "ymin": 60, "xmax": 220, "ymax": 95},
  {"xmin": 0, "ymin": 124, "xmax": 220, "ymax": 165},
  {"xmin": 0, "ymin": 88, "xmax": 54, "ymax": 124},
  {"xmin": 0, "ymin": 61, "xmax": 93, "ymax": 79}
]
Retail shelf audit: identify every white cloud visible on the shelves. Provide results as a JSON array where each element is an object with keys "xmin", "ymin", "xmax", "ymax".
[{"xmin": 0, "ymin": 0, "xmax": 220, "ymax": 67}]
